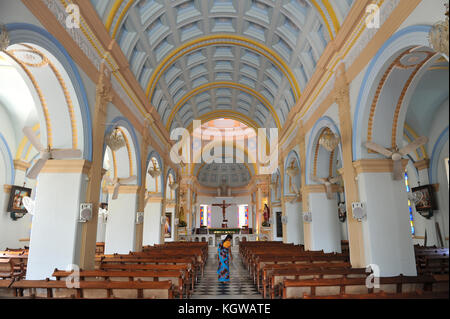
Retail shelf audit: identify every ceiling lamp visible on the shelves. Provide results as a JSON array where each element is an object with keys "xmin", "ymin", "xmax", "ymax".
[
  {"xmin": 286, "ymin": 166, "xmax": 299, "ymax": 178},
  {"xmin": 169, "ymin": 182, "xmax": 179, "ymax": 190},
  {"xmin": 319, "ymin": 130, "xmax": 339, "ymax": 152},
  {"xmin": 148, "ymin": 167, "xmax": 161, "ymax": 178},
  {"xmin": 428, "ymin": 4, "xmax": 449, "ymax": 57},
  {"xmin": 106, "ymin": 128, "xmax": 126, "ymax": 152},
  {"xmin": 0, "ymin": 23, "xmax": 9, "ymax": 52}
]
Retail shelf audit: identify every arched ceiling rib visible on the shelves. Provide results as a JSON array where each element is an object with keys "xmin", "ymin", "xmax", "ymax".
[{"xmin": 91, "ymin": 0, "xmax": 354, "ymax": 129}]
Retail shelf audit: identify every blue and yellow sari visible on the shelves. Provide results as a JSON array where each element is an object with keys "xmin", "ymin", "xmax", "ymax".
[{"xmin": 217, "ymin": 241, "xmax": 231, "ymax": 282}]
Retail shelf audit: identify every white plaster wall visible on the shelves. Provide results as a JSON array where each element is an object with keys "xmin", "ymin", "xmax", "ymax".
[
  {"xmin": 399, "ymin": 0, "xmax": 449, "ymax": 31},
  {"xmin": 142, "ymin": 201, "xmax": 162, "ymax": 246},
  {"xmin": 358, "ymin": 172, "xmax": 417, "ymax": 276},
  {"xmin": 308, "ymin": 193, "xmax": 341, "ymax": 253},
  {"xmin": 104, "ymin": 193, "xmax": 138, "ymax": 254},
  {"xmin": 197, "ymin": 195, "xmax": 251, "ymax": 229},
  {"xmin": 285, "ymin": 201, "xmax": 303, "ymax": 245},
  {"xmin": 26, "ymin": 171, "xmax": 88, "ymax": 280}
]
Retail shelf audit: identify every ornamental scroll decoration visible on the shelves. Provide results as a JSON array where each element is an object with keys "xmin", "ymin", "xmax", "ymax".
[{"xmin": 428, "ymin": 4, "xmax": 449, "ymax": 58}]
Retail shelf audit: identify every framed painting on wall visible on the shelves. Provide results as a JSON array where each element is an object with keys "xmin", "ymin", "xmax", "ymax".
[
  {"xmin": 7, "ymin": 185, "xmax": 32, "ymax": 215},
  {"xmin": 411, "ymin": 184, "xmax": 437, "ymax": 215}
]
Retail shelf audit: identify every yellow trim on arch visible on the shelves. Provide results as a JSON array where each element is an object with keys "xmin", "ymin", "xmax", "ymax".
[
  {"xmin": 105, "ymin": 0, "xmax": 125, "ymax": 32},
  {"xmin": 310, "ymin": 0, "xmax": 335, "ymax": 40},
  {"xmin": 112, "ymin": 0, "xmax": 135, "ymax": 39},
  {"xmin": 404, "ymin": 123, "xmax": 428, "ymax": 160},
  {"xmin": 146, "ymin": 35, "xmax": 301, "ymax": 102},
  {"xmin": 166, "ymin": 82, "xmax": 281, "ymax": 130},
  {"xmin": 322, "ymin": 0, "xmax": 341, "ymax": 34},
  {"xmin": 16, "ymin": 124, "xmax": 40, "ymax": 160}
]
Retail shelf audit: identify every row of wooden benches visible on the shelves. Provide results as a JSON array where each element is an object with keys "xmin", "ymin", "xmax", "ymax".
[
  {"xmin": 239, "ymin": 242, "xmax": 449, "ymax": 299},
  {"xmin": 0, "ymin": 242, "xmax": 208, "ymax": 299}
]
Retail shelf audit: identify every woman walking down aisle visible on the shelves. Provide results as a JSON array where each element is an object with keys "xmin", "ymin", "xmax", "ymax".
[{"xmin": 217, "ymin": 235, "xmax": 233, "ymax": 283}]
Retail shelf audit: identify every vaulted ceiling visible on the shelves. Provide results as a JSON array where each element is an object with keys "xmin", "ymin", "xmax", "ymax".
[{"xmin": 90, "ymin": 0, "xmax": 354, "ymax": 131}]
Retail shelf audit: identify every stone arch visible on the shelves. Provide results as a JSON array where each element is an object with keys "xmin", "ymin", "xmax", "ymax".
[
  {"xmin": 103, "ymin": 116, "xmax": 141, "ymax": 186},
  {"xmin": 6, "ymin": 23, "xmax": 92, "ymax": 161},
  {"xmin": 353, "ymin": 25, "xmax": 440, "ymax": 161},
  {"xmin": 145, "ymin": 150, "xmax": 164, "ymax": 195},
  {"xmin": 306, "ymin": 116, "xmax": 342, "ymax": 185}
]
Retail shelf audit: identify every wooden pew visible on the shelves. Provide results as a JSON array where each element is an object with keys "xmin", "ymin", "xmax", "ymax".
[
  {"xmin": 99, "ymin": 261, "xmax": 195, "ymax": 290},
  {"xmin": 281, "ymin": 275, "xmax": 449, "ymax": 299},
  {"xmin": 52, "ymin": 269, "xmax": 188, "ymax": 299},
  {"xmin": 9, "ymin": 279, "xmax": 174, "ymax": 299},
  {"xmin": 266, "ymin": 267, "xmax": 368, "ymax": 299},
  {"xmin": 303, "ymin": 291, "xmax": 450, "ymax": 299}
]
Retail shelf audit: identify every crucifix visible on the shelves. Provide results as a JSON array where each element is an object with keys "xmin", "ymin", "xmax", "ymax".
[{"xmin": 212, "ymin": 200, "xmax": 233, "ymax": 228}]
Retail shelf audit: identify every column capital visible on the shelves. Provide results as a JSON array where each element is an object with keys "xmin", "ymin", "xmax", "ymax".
[
  {"xmin": 13, "ymin": 159, "xmax": 31, "ymax": 172},
  {"xmin": 413, "ymin": 159, "xmax": 430, "ymax": 171},
  {"xmin": 106, "ymin": 184, "xmax": 140, "ymax": 195},
  {"xmin": 353, "ymin": 159, "xmax": 408, "ymax": 175},
  {"xmin": 40, "ymin": 159, "xmax": 92, "ymax": 175}
]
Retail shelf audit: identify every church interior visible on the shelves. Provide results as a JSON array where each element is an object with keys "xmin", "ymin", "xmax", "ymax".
[{"xmin": 0, "ymin": 0, "xmax": 449, "ymax": 300}]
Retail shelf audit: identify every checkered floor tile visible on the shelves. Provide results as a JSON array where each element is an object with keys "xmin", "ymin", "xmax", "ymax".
[{"xmin": 191, "ymin": 248, "xmax": 262, "ymax": 299}]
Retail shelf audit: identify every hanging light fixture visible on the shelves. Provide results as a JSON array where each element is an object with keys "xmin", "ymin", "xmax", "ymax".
[
  {"xmin": 428, "ymin": 4, "xmax": 449, "ymax": 57},
  {"xmin": 319, "ymin": 129, "xmax": 339, "ymax": 152},
  {"xmin": 106, "ymin": 128, "xmax": 126, "ymax": 151},
  {"xmin": 0, "ymin": 23, "xmax": 9, "ymax": 52}
]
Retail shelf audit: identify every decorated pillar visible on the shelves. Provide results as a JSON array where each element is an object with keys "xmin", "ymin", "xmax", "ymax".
[
  {"xmin": 26, "ymin": 160, "xmax": 91, "ymax": 279},
  {"xmin": 334, "ymin": 65, "xmax": 366, "ymax": 267},
  {"xmin": 79, "ymin": 63, "xmax": 113, "ymax": 270}
]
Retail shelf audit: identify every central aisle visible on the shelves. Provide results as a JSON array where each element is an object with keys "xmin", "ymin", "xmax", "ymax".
[{"xmin": 191, "ymin": 247, "xmax": 263, "ymax": 299}]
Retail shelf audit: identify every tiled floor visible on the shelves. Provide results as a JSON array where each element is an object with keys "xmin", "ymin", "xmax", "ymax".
[{"xmin": 191, "ymin": 247, "xmax": 262, "ymax": 299}]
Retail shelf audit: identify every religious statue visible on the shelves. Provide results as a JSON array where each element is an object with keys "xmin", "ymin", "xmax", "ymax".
[{"xmin": 263, "ymin": 204, "xmax": 270, "ymax": 224}]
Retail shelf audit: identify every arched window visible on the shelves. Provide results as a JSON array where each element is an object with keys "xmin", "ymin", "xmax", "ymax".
[{"xmin": 404, "ymin": 171, "xmax": 415, "ymax": 236}]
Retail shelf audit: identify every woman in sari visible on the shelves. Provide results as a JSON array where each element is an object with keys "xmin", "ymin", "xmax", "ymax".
[{"xmin": 217, "ymin": 234, "xmax": 233, "ymax": 283}]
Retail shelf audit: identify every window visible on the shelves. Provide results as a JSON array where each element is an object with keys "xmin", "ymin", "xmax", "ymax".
[
  {"xmin": 200, "ymin": 205, "xmax": 207, "ymax": 227},
  {"xmin": 238, "ymin": 205, "xmax": 249, "ymax": 228},
  {"xmin": 404, "ymin": 172, "xmax": 415, "ymax": 236}
]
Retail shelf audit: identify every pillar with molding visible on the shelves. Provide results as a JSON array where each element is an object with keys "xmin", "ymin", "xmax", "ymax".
[
  {"xmin": 334, "ymin": 65, "xmax": 366, "ymax": 268},
  {"xmin": 26, "ymin": 160, "xmax": 91, "ymax": 280},
  {"xmin": 354, "ymin": 159, "xmax": 417, "ymax": 276},
  {"xmin": 79, "ymin": 63, "xmax": 113, "ymax": 270}
]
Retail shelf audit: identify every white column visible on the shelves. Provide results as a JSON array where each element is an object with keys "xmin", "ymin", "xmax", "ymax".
[
  {"xmin": 104, "ymin": 186, "xmax": 138, "ymax": 254},
  {"xmin": 284, "ymin": 200, "xmax": 304, "ymax": 245},
  {"xmin": 308, "ymin": 192, "xmax": 341, "ymax": 253},
  {"xmin": 143, "ymin": 196, "xmax": 163, "ymax": 246},
  {"xmin": 26, "ymin": 160, "xmax": 89, "ymax": 280},
  {"xmin": 357, "ymin": 163, "xmax": 417, "ymax": 276}
]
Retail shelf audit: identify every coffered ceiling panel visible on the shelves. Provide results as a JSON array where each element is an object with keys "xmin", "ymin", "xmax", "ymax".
[{"xmin": 90, "ymin": 0, "xmax": 354, "ymax": 130}]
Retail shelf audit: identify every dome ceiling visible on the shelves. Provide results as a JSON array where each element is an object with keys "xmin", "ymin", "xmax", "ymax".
[
  {"xmin": 197, "ymin": 163, "xmax": 251, "ymax": 187},
  {"xmin": 90, "ymin": 0, "xmax": 354, "ymax": 131}
]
